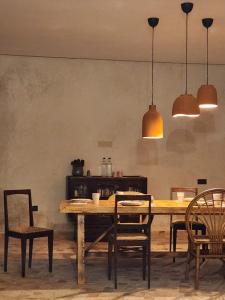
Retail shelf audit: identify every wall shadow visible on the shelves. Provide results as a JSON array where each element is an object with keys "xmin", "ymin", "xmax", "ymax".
[
  {"xmin": 136, "ymin": 138, "xmax": 159, "ymax": 165},
  {"xmin": 166, "ymin": 129, "xmax": 196, "ymax": 154},
  {"xmin": 193, "ymin": 112, "xmax": 216, "ymax": 134}
]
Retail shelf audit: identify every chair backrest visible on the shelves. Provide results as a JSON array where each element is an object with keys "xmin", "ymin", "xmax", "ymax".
[
  {"xmin": 108, "ymin": 191, "xmax": 143, "ymax": 201},
  {"xmin": 4, "ymin": 189, "xmax": 34, "ymax": 232},
  {"xmin": 109, "ymin": 191, "xmax": 155, "ymax": 200},
  {"xmin": 185, "ymin": 188, "xmax": 225, "ymax": 255},
  {"xmin": 114, "ymin": 194, "xmax": 152, "ymax": 239},
  {"xmin": 170, "ymin": 187, "xmax": 198, "ymax": 200}
]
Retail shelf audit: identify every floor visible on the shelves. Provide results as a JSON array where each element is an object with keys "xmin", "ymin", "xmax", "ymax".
[{"xmin": 0, "ymin": 232, "xmax": 225, "ymax": 300}]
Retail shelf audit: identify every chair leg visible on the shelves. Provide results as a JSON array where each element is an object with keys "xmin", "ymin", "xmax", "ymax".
[
  {"xmin": 147, "ymin": 240, "xmax": 151, "ymax": 289},
  {"xmin": 195, "ymin": 216, "xmax": 199, "ymax": 235},
  {"xmin": 195, "ymin": 245, "xmax": 200, "ymax": 289},
  {"xmin": 172, "ymin": 227, "xmax": 177, "ymax": 262},
  {"xmin": 4, "ymin": 235, "xmax": 9, "ymax": 272},
  {"xmin": 202, "ymin": 226, "xmax": 206, "ymax": 236},
  {"xmin": 114, "ymin": 243, "xmax": 117, "ymax": 289},
  {"xmin": 48, "ymin": 232, "xmax": 53, "ymax": 272},
  {"xmin": 142, "ymin": 245, "xmax": 146, "ymax": 280},
  {"xmin": 185, "ymin": 249, "xmax": 191, "ymax": 280},
  {"xmin": 169, "ymin": 215, "xmax": 172, "ymax": 252},
  {"xmin": 222, "ymin": 259, "xmax": 225, "ymax": 279},
  {"xmin": 108, "ymin": 241, "xmax": 112, "ymax": 280},
  {"xmin": 201, "ymin": 227, "xmax": 207, "ymax": 254},
  {"xmin": 28, "ymin": 238, "xmax": 33, "ymax": 268},
  {"xmin": 21, "ymin": 238, "xmax": 27, "ymax": 277}
]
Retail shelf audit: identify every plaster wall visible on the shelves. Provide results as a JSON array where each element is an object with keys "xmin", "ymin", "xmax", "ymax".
[{"xmin": 0, "ymin": 55, "xmax": 224, "ymax": 232}]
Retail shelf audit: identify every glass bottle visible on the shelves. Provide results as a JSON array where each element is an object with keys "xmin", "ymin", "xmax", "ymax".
[
  {"xmin": 101, "ymin": 157, "xmax": 106, "ymax": 176},
  {"xmin": 106, "ymin": 157, "xmax": 112, "ymax": 177}
]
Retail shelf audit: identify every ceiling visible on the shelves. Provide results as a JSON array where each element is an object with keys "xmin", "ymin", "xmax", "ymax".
[{"xmin": 0, "ymin": 0, "xmax": 225, "ymax": 64}]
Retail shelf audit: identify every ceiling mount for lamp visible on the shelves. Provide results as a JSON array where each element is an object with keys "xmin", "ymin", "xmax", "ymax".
[
  {"xmin": 142, "ymin": 17, "xmax": 163, "ymax": 139},
  {"xmin": 181, "ymin": 2, "xmax": 193, "ymax": 13},
  {"xmin": 172, "ymin": 2, "xmax": 200, "ymax": 118},
  {"xmin": 148, "ymin": 17, "xmax": 159, "ymax": 28},
  {"xmin": 197, "ymin": 17, "xmax": 218, "ymax": 109},
  {"xmin": 202, "ymin": 18, "xmax": 213, "ymax": 28}
]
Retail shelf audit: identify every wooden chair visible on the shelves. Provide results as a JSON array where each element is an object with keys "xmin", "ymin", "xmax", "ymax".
[
  {"xmin": 185, "ymin": 188, "xmax": 225, "ymax": 289},
  {"xmin": 108, "ymin": 194, "xmax": 152, "ymax": 289},
  {"xmin": 3, "ymin": 189, "xmax": 54, "ymax": 277},
  {"xmin": 169, "ymin": 187, "xmax": 206, "ymax": 262},
  {"xmin": 108, "ymin": 191, "xmax": 147, "ymax": 224}
]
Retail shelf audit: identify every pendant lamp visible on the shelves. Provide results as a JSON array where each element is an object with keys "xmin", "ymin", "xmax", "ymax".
[
  {"xmin": 197, "ymin": 18, "xmax": 218, "ymax": 108},
  {"xmin": 172, "ymin": 2, "xmax": 200, "ymax": 118},
  {"xmin": 142, "ymin": 17, "xmax": 163, "ymax": 139}
]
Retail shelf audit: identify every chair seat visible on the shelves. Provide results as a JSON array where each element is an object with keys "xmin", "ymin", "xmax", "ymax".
[
  {"xmin": 193, "ymin": 235, "xmax": 225, "ymax": 244},
  {"xmin": 9, "ymin": 226, "xmax": 52, "ymax": 234},
  {"xmin": 118, "ymin": 222, "xmax": 144, "ymax": 226},
  {"xmin": 114, "ymin": 232, "xmax": 148, "ymax": 241},
  {"xmin": 172, "ymin": 220, "xmax": 205, "ymax": 231}
]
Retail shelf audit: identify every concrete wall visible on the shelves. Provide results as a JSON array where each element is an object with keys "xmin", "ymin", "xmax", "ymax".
[{"xmin": 0, "ymin": 55, "xmax": 224, "ymax": 232}]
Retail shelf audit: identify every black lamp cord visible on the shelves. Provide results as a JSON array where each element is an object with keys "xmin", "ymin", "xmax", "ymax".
[
  {"xmin": 151, "ymin": 26, "xmax": 155, "ymax": 105},
  {"xmin": 206, "ymin": 27, "xmax": 209, "ymax": 84},
  {"xmin": 185, "ymin": 12, "xmax": 188, "ymax": 94}
]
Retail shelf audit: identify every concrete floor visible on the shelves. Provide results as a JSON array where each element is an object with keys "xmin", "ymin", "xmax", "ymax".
[{"xmin": 0, "ymin": 232, "xmax": 225, "ymax": 300}]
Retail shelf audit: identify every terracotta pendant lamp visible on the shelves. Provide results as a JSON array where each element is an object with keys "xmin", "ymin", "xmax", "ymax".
[
  {"xmin": 172, "ymin": 2, "xmax": 200, "ymax": 118},
  {"xmin": 197, "ymin": 18, "xmax": 218, "ymax": 109},
  {"xmin": 142, "ymin": 17, "xmax": 163, "ymax": 139}
]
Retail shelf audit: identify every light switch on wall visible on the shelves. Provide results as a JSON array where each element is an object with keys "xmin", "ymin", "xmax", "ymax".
[{"xmin": 197, "ymin": 179, "xmax": 207, "ymax": 185}]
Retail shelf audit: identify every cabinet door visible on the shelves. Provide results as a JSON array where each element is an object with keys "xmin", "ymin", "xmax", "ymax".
[
  {"xmin": 123, "ymin": 179, "xmax": 147, "ymax": 193},
  {"xmin": 66, "ymin": 177, "xmax": 89, "ymax": 199},
  {"xmin": 95, "ymin": 183, "xmax": 120, "ymax": 199},
  {"xmin": 88, "ymin": 178, "xmax": 123, "ymax": 200}
]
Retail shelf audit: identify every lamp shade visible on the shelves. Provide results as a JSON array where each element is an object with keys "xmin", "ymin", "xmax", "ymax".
[
  {"xmin": 172, "ymin": 94, "xmax": 200, "ymax": 118},
  {"xmin": 142, "ymin": 105, "xmax": 163, "ymax": 139},
  {"xmin": 197, "ymin": 84, "xmax": 218, "ymax": 108}
]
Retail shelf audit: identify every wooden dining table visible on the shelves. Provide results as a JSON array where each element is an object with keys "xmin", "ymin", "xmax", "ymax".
[{"xmin": 59, "ymin": 198, "xmax": 190, "ymax": 285}]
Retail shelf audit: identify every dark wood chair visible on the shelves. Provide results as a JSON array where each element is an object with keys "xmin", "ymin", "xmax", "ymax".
[
  {"xmin": 3, "ymin": 189, "xmax": 54, "ymax": 277},
  {"xmin": 185, "ymin": 188, "xmax": 225, "ymax": 289},
  {"xmin": 108, "ymin": 194, "xmax": 152, "ymax": 289},
  {"xmin": 169, "ymin": 187, "xmax": 206, "ymax": 262}
]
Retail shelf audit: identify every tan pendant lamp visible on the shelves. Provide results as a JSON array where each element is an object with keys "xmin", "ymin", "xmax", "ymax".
[
  {"xmin": 197, "ymin": 18, "xmax": 218, "ymax": 109},
  {"xmin": 142, "ymin": 17, "xmax": 163, "ymax": 139},
  {"xmin": 172, "ymin": 2, "xmax": 200, "ymax": 118}
]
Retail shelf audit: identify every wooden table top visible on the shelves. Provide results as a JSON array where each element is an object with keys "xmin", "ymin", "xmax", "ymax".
[{"xmin": 59, "ymin": 199, "xmax": 190, "ymax": 215}]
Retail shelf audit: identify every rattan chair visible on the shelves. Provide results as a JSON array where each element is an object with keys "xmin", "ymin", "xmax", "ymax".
[
  {"xmin": 3, "ymin": 189, "xmax": 54, "ymax": 277},
  {"xmin": 185, "ymin": 188, "xmax": 225, "ymax": 289},
  {"xmin": 169, "ymin": 187, "xmax": 206, "ymax": 262},
  {"xmin": 108, "ymin": 194, "xmax": 152, "ymax": 289}
]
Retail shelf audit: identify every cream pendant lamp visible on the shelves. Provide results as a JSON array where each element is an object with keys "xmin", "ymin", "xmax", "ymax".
[
  {"xmin": 142, "ymin": 17, "xmax": 163, "ymax": 139},
  {"xmin": 197, "ymin": 18, "xmax": 218, "ymax": 109},
  {"xmin": 172, "ymin": 2, "xmax": 200, "ymax": 118}
]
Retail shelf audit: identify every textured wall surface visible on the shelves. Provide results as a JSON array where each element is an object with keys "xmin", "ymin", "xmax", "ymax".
[{"xmin": 0, "ymin": 55, "xmax": 224, "ymax": 232}]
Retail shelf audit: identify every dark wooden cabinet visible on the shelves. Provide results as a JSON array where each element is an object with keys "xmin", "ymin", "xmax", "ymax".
[{"xmin": 66, "ymin": 176, "xmax": 147, "ymax": 241}]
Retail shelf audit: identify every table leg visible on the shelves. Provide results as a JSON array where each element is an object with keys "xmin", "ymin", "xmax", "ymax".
[{"xmin": 76, "ymin": 214, "xmax": 85, "ymax": 285}]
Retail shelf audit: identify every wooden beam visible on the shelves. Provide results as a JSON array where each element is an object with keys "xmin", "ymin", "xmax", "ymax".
[{"xmin": 85, "ymin": 224, "xmax": 114, "ymax": 254}]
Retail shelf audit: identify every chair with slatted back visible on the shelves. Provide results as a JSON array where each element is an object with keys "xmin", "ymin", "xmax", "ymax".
[
  {"xmin": 3, "ymin": 189, "xmax": 54, "ymax": 277},
  {"xmin": 169, "ymin": 187, "xmax": 206, "ymax": 262},
  {"xmin": 108, "ymin": 194, "xmax": 152, "ymax": 289},
  {"xmin": 185, "ymin": 188, "xmax": 225, "ymax": 289},
  {"xmin": 108, "ymin": 191, "xmax": 151, "ymax": 224}
]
